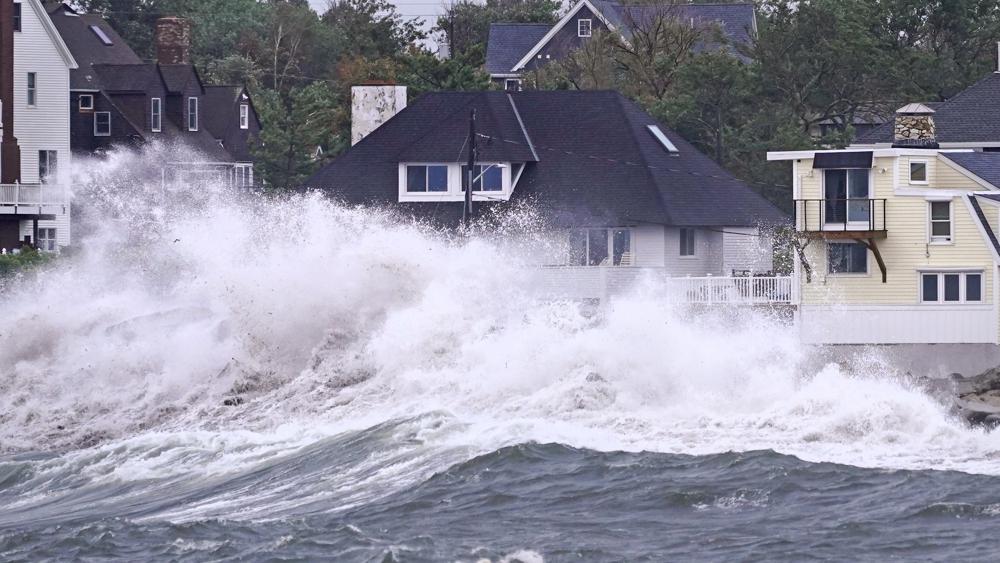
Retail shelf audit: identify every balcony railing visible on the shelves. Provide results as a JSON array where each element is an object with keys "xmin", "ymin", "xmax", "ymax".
[
  {"xmin": 794, "ymin": 198, "xmax": 887, "ymax": 234},
  {"xmin": 0, "ymin": 183, "xmax": 68, "ymax": 207},
  {"xmin": 535, "ymin": 267, "xmax": 795, "ymax": 304}
]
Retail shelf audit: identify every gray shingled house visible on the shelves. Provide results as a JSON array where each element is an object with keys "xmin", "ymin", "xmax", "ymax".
[
  {"xmin": 485, "ymin": 0, "xmax": 756, "ymax": 90},
  {"xmin": 305, "ymin": 86, "xmax": 786, "ymax": 287}
]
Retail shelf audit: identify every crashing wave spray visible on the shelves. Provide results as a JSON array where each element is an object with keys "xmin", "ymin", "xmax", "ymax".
[{"xmin": 2, "ymin": 144, "xmax": 1000, "ymax": 526}]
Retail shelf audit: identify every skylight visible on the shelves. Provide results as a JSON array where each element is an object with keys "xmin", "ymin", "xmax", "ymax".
[
  {"xmin": 647, "ymin": 125, "xmax": 678, "ymax": 153},
  {"xmin": 90, "ymin": 25, "xmax": 113, "ymax": 46}
]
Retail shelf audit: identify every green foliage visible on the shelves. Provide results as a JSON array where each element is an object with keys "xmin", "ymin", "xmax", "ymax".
[
  {"xmin": 437, "ymin": 0, "xmax": 561, "ymax": 66},
  {"xmin": 0, "ymin": 248, "xmax": 54, "ymax": 279}
]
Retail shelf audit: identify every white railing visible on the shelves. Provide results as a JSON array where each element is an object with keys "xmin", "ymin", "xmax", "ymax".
[
  {"xmin": 534, "ymin": 267, "xmax": 795, "ymax": 304},
  {"xmin": 0, "ymin": 183, "xmax": 67, "ymax": 206}
]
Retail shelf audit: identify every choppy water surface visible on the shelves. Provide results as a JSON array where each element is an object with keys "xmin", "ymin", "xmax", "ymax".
[{"xmin": 2, "ymin": 147, "xmax": 1000, "ymax": 561}]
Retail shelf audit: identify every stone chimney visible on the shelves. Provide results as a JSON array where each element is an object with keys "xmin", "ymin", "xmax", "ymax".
[
  {"xmin": 156, "ymin": 17, "xmax": 192, "ymax": 65},
  {"xmin": 893, "ymin": 103, "xmax": 937, "ymax": 148},
  {"xmin": 351, "ymin": 83, "xmax": 407, "ymax": 145},
  {"xmin": 0, "ymin": 0, "xmax": 20, "ymax": 183}
]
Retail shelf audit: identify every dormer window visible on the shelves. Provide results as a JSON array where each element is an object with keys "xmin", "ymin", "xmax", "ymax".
[
  {"xmin": 187, "ymin": 97, "xmax": 199, "ymax": 131},
  {"xmin": 462, "ymin": 164, "xmax": 503, "ymax": 191},
  {"xmin": 406, "ymin": 165, "xmax": 448, "ymax": 192},
  {"xmin": 240, "ymin": 104, "xmax": 249, "ymax": 129},
  {"xmin": 578, "ymin": 18, "xmax": 592, "ymax": 37}
]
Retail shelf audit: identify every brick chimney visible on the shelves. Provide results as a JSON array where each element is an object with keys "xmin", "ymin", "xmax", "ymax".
[
  {"xmin": 0, "ymin": 0, "xmax": 21, "ymax": 183},
  {"xmin": 892, "ymin": 103, "xmax": 937, "ymax": 149},
  {"xmin": 351, "ymin": 83, "xmax": 407, "ymax": 145},
  {"xmin": 156, "ymin": 17, "xmax": 192, "ymax": 65}
]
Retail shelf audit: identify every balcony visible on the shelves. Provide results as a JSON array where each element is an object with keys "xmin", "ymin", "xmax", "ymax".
[
  {"xmin": 0, "ymin": 183, "xmax": 69, "ymax": 217},
  {"xmin": 793, "ymin": 198, "xmax": 887, "ymax": 240}
]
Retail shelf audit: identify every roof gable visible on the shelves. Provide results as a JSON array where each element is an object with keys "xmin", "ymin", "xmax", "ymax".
[
  {"xmin": 48, "ymin": 3, "xmax": 141, "ymax": 89},
  {"xmin": 24, "ymin": 0, "xmax": 78, "ymax": 70},
  {"xmin": 485, "ymin": 23, "xmax": 552, "ymax": 75}
]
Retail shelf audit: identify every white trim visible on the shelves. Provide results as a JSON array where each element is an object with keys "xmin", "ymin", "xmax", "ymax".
[
  {"xmin": 490, "ymin": 73, "xmax": 523, "ymax": 78},
  {"xmin": 507, "ymin": 93, "xmax": 538, "ymax": 161},
  {"xmin": 150, "ymin": 97, "xmax": 162, "ymax": 132},
  {"xmin": 398, "ymin": 162, "xmax": 513, "ymax": 202},
  {"xmin": 825, "ymin": 240, "xmax": 870, "ymax": 276},
  {"xmin": 767, "ymin": 148, "xmax": 976, "ymax": 161},
  {"xmin": 239, "ymin": 103, "xmax": 249, "ymax": 129},
  {"xmin": 78, "ymin": 94, "xmax": 93, "ymax": 110},
  {"xmin": 578, "ymin": 18, "xmax": 592, "ymax": 37},
  {"xmin": 918, "ymin": 270, "xmax": 984, "ymax": 304},
  {"xmin": 937, "ymin": 153, "xmax": 1000, "ymax": 190},
  {"xmin": 511, "ymin": 0, "xmax": 616, "ymax": 71},
  {"xmin": 895, "ymin": 187, "xmax": 974, "ymax": 197},
  {"xmin": 926, "ymin": 198, "xmax": 953, "ymax": 244},
  {"xmin": 93, "ymin": 111, "xmax": 110, "ymax": 136},
  {"xmin": 187, "ymin": 96, "xmax": 198, "ymax": 131},
  {"xmin": 908, "ymin": 158, "xmax": 928, "ymax": 184},
  {"xmin": 964, "ymin": 195, "xmax": 1000, "ymax": 263},
  {"xmin": 23, "ymin": 0, "xmax": 78, "ymax": 69}
]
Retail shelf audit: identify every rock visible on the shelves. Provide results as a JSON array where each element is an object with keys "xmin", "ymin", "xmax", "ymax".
[{"xmin": 947, "ymin": 366, "xmax": 1000, "ymax": 429}]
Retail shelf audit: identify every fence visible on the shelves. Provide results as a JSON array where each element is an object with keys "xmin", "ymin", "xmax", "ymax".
[{"xmin": 0, "ymin": 183, "xmax": 67, "ymax": 207}]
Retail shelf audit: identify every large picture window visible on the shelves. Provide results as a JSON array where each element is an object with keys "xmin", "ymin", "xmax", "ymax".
[
  {"xmin": 406, "ymin": 165, "xmax": 448, "ymax": 192},
  {"xmin": 827, "ymin": 242, "xmax": 867, "ymax": 274},
  {"xmin": 921, "ymin": 272, "xmax": 982, "ymax": 303},
  {"xmin": 569, "ymin": 228, "xmax": 631, "ymax": 266}
]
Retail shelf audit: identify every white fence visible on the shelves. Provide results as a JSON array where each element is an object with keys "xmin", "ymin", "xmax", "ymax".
[
  {"xmin": 535, "ymin": 267, "xmax": 794, "ymax": 304},
  {"xmin": 0, "ymin": 183, "xmax": 67, "ymax": 206}
]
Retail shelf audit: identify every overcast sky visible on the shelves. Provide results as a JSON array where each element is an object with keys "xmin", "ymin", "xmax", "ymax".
[{"xmin": 307, "ymin": 0, "xmax": 447, "ymax": 50}]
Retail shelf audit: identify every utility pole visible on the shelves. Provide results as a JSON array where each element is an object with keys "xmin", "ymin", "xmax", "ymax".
[{"xmin": 463, "ymin": 108, "xmax": 476, "ymax": 227}]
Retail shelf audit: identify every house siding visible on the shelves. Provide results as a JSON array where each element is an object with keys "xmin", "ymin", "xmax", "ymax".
[
  {"xmin": 13, "ymin": 0, "xmax": 73, "ymax": 248},
  {"xmin": 664, "ymin": 227, "xmax": 724, "ymax": 276}
]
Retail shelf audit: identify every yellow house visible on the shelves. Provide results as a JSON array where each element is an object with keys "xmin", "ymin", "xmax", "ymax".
[{"xmin": 768, "ymin": 134, "xmax": 1000, "ymax": 344}]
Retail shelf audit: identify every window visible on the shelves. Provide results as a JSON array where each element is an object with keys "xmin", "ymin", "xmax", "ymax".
[
  {"xmin": 37, "ymin": 228, "xmax": 57, "ymax": 252},
  {"xmin": 79, "ymin": 94, "xmax": 94, "ymax": 110},
  {"xmin": 679, "ymin": 228, "xmax": 695, "ymax": 257},
  {"xmin": 187, "ymin": 97, "xmax": 199, "ymax": 131},
  {"xmin": 504, "ymin": 79, "xmax": 522, "ymax": 92},
  {"xmin": 406, "ymin": 165, "xmax": 448, "ymax": 192},
  {"xmin": 569, "ymin": 228, "xmax": 631, "ymax": 266},
  {"xmin": 26, "ymin": 72, "xmax": 36, "ymax": 107},
  {"xmin": 578, "ymin": 18, "xmax": 592, "ymax": 37},
  {"xmin": 38, "ymin": 151, "xmax": 57, "ymax": 183},
  {"xmin": 827, "ymin": 242, "xmax": 868, "ymax": 274},
  {"xmin": 13, "ymin": 3, "xmax": 20, "ymax": 32},
  {"xmin": 94, "ymin": 111, "xmax": 111, "ymax": 136},
  {"xmin": 929, "ymin": 200, "xmax": 952, "ymax": 243},
  {"xmin": 910, "ymin": 160, "xmax": 928, "ymax": 183},
  {"xmin": 824, "ymin": 169, "xmax": 870, "ymax": 224},
  {"xmin": 240, "ymin": 103, "xmax": 249, "ymax": 129},
  {"xmin": 90, "ymin": 25, "xmax": 113, "ymax": 45},
  {"xmin": 461, "ymin": 164, "xmax": 503, "ymax": 192},
  {"xmin": 151, "ymin": 98, "xmax": 162, "ymax": 132},
  {"xmin": 921, "ymin": 272, "xmax": 982, "ymax": 303}
]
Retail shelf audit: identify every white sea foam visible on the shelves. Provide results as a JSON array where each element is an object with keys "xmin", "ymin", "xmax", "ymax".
[{"xmin": 2, "ymin": 145, "xmax": 1000, "ymax": 524}]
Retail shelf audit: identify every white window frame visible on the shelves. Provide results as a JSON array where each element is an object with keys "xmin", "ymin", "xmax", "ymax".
[
  {"xmin": 37, "ymin": 228, "xmax": 57, "ymax": 252},
  {"xmin": 79, "ymin": 94, "xmax": 94, "ymax": 110},
  {"xmin": 151, "ymin": 97, "xmax": 162, "ymax": 132},
  {"xmin": 187, "ymin": 96, "xmax": 199, "ymax": 131},
  {"xmin": 927, "ymin": 198, "xmax": 953, "ymax": 244},
  {"xmin": 94, "ymin": 111, "xmax": 111, "ymax": 136},
  {"xmin": 504, "ymin": 79, "xmax": 522, "ymax": 92},
  {"xmin": 240, "ymin": 103, "xmax": 249, "ymax": 129},
  {"xmin": 826, "ymin": 241, "xmax": 870, "ymax": 276},
  {"xmin": 397, "ymin": 162, "xmax": 512, "ymax": 202},
  {"xmin": 909, "ymin": 159, "xmax": 928, "ymax": 184},
  {"xmin": 26, "ymin": 72, "xmax": 36, "ymax": 107},
  {"xmin": 919, "ymin": 270, "xmax": 983, "ymax": 304},
  {"xmin": 822, "ymin": 168, "xmax": 873, "ymax": 228},
  {"xmin": 568, "ymin": 228, "xmax": 633, "ymax": 267},
  {"xmin": 578, "ymin": 18, "xmax": 592, "ymax": 37},
  {"xmin": 679, "ymin": 227, "xmax": 696, "ymax": 257},
  {"xmin": 38, "ymin": 150, "xmax": 57, "ymax": 183}
]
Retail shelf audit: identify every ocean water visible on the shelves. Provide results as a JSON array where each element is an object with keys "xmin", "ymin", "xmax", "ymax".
[{"xmin": 2, "ymin": 147, "xmax": 1000, "ymax": 561}]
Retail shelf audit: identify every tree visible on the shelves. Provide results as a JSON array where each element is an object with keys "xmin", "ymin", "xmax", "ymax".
[{"xmin": 321, "ymin": 0, "xmax": 424, "ymax": 60}]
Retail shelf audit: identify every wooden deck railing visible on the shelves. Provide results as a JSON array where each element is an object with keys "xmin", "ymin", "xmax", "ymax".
[{"xmin": 0, "ymin": 183, "xmax": 67, "ymax": 206}]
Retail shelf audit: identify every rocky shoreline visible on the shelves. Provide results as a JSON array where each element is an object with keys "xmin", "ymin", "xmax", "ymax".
[{"xmin": 919, "ymin": 368, "xmax": 1000, "ymax": 429}]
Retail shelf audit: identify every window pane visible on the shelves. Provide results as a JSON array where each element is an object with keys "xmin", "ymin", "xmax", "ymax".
[
  {"xmin": 911, "ymin": 162, "xmax": 927, "ymax": 182},
  {"xmin": 680, "ymin": 228, "xmax": 694, "ymax": 256},
  {"xmin": 588, "ymin": 229, "xmax": 608, "ymax": 266},
  {"xmin": 966, "ymin": 274, "xmax": 982, "ymax": 302},
  {"xmin": 931, "ymin": 221, "xmax": 951, "ymax": 237},
  {"xmin": 828, "ymin": 243, "xmax": 866, "ymax": 273},
  {"xmin": 481, "ymin": 166, "xmax": 502, "ymax": 191},
  {"xmin": 930, "ymin": 201, "xmax": 950, "ymax": 221},
  {"xmin": 568, "ymin": 230, "xmax": 587, "ymax": 266},
  {"xmin": 848, "ymin": 169, "xmax": 870, "ymax": 198},
  {"xmin": 406, "ymin": 166, "xmax": 426, "ymax": 192},
  {"xmin": 612, "ymin": 229, "xmax": 630, "ymax": 266},
  {"xmin": 427, "ymin": 166, "xmax": 448, "ymax": 192},
  {"xmin": 944, "ymin": 274, "xmax": 960, "ymax": 301},
  {"xmin": 922, "ymin": 274, "xmax": 938, "ymax": 302}
]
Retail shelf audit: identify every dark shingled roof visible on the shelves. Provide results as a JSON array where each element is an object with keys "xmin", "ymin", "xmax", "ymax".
[
  {"xmin": 304, "ymin": 90, "xmax": 785, "ymax": 228},
  {"xmin": 485, "ymin": 23, "xmax": 552, "ymax": 75},
  {"xmin": 485, "ymin": 1, "xmax": 756, "ymax": 74},
  {"xmin": 158, "ymin": 64, "xmax": 202, "ymax": 94},
  {"xmin": 47, "ymin": 2, "xmax": 143, "ymax": 90},
  {"xmin": 857, "ymin": 74, "xmax": 1000, "ymax": 144},
  {"xmin": 968, "ymin": 195, "xmax": 1000, "ymax": 258},
  {"xmin": 203, "ymin": 85, "xmax": 261, "ymax": 162},
  {"xmin": 941, "ymin": 152, "xmax": 1000, "ymax": 189},
  {"xmin": 90, "ymin": 63, "xmax": 163, "ymax": 92}
]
